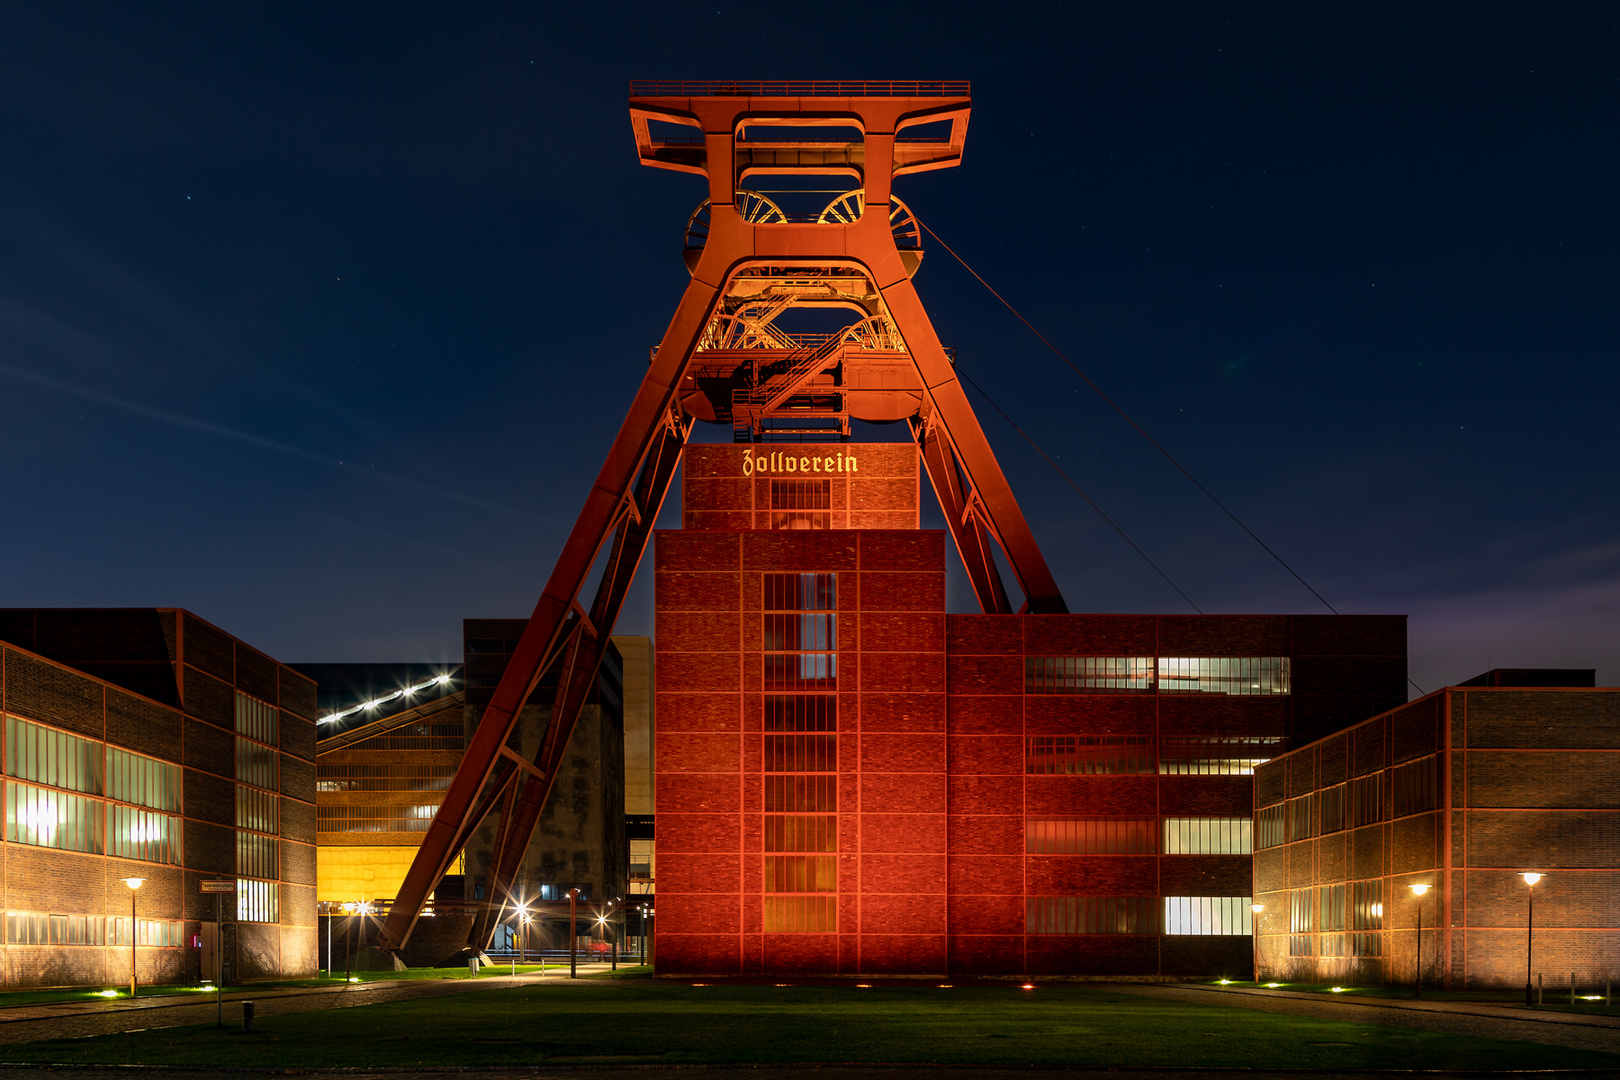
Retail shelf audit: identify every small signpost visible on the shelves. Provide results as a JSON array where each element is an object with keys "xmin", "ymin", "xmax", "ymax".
[{"xmin": 201, "ymin": 881, "xmax": 235, "ymax": 1027}]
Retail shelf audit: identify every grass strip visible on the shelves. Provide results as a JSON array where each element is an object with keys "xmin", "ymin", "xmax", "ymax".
[{"xmin": 1, "ymin": 981, "xmax": 1615, "ymax": 1071}]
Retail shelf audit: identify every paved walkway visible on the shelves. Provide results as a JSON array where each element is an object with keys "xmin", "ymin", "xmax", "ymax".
[
  {"xmin": 1108, "ymin": 981, "xmax": 1620, "ymax": 1056},
  {"xmin": 0, "ymin": 965, "xmax": 620, "ymax": 1047}
]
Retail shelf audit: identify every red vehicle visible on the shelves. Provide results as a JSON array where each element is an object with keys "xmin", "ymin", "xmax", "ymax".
[{"xmin": 587, "ymin": 940, "xmax": 613, "ymax": 958}]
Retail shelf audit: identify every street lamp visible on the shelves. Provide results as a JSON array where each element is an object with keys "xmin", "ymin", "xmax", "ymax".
[
  {"xmin": 121, "ymin": 878, "xmax": 145, "ymax": 998},
  {"xmin": 1409, "ymin": 883, "xmax": 1431, "ymax": 998},
  {"xmin": 567, "ymin": 888, "xmax": 581, "ymax": 979},
  {"xmin": 1522, "ymin": 872, "xmax": 1544, "ymax": 1006},
  {"xmin": 1249, "ymin": 903, "xmax": 1265, "ymax": 986}
]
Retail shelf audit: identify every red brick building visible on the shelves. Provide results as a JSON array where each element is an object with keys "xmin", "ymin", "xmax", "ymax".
[
  {"xmin": 0, "ymin": 610, "xmax": 317, "ymax": 988},
  {"xmin": 654, "ymin": 445, "xmax": 1406, "ymax": 975},
  {"xmin": 1254, "ymin": 670, "xmax": 1619, "ymax": 991}
]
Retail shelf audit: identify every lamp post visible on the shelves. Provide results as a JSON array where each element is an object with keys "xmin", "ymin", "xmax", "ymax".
[
  {"xmin": 1410, "ymin": 883, "xmax": 1431, "ymax": 998},
  {"xmin": 1522, "ymin": 872, "xmax": 1543, "ymax": 1006},
  {"xmin": 1250, "ymin": 903, "xmax": 1265, "ymax": 986},
  {"xmin": 121, "ymin": 878, "xmax": 145, "ymax": 997},
  {"xmin": 567, "ymin": 888, "xmax": 580, "ymax": 979}
]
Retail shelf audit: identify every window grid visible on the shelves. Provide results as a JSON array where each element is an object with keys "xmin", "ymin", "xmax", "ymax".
[
  {"xmin": 235, "ymin": 692, "xmax": 279, "ymax": 745},
  {"xmin": 235, "ymin": 737, "xmax": 278, "ymax": 792},
  {"xmin": 1157, "ymin": 657, "xmax": 1291, "ymax": 695},
  {"xmin": 342, "ymin": 723, "xmax": 464, "ymax": 751},
  {"xmin": 1026, "ymin": 818, "xmax": 1155, "ymax": 854},
  {"xmin": 761, "ymin": 574, "xmax": 838, "ymax": 933},
  {"xmin": 1320, "ymin": 783, "xmax": 1347, "ymax": 834},
  {"xmin": 5, "ymin": 715, "xmax": 102, "ymax": 794},
  {"xmin": 1025, "ymin": 736, "xmax": 1155, "ymax": 775},
  {"xmin": 237, "ymin": 830, "xmax": 278, "ymax": 879},
  {"xmin": 1392, "ymin": 756, "xmax": 1439, "ymax": 817},
  {"xmin": 1351, "ymin": 772, "xmax": 1383, "ymax": 827},
  {"xmin": 6, "ymin": 781, "xmax": 103, "ymax": 853},
  {"xmin": 6, "ymin": 914, "xmax": 184, "ymax": 947},
  {"xmin": 316, "ymin": 804, "xmax": 438, "ymax": 833},
  {"xmin": 1321, "ymin": 882, "xmax": 1348, "ymax": 932},
  {"xmin": 1350, "ymin": 879, "xmax": 1384, "ymax": 931},
  {"xmin": 1162, "ymin": 817, "xmax": 1252, "ymax": 855},
  {"xmin": 237, "ymin": 785, "xmax": 279, "ymax": 833},
  {"xmin": 1163, "ymin": 896, "xmax": 1253, "ymax": 935},
  {"xmin": 770, "ymin": 479, "xmax": 832, "ymax": 531},
  {"xmin": 1158, "ymin": 736, "xmax": 1283, "ymax": 775},
  {"xmin": 1027, "ymin": 896, "xmax": 1159, "ymax": 935},
  {"xmin": 1254, "ymin": 803, "xmax": 1287, "ymax": 849},
  {"xmin": 1290, "ymin": 887, "xmax": 1316, "ymax": 933},
  {"xmin": 237, "ymin": 878, "xmax": 279, "ymax": 923},
  {"xmin": 1288, "ymin": 793, "xmax": 1317, "ymax": 842},
  {"xmin": 108, "ymin": 804, "xmax": 181, "ymax": 865},
  {"xmin": 1024, "ymin": 657, "xmax": 1153, "ymax": 693},
  {"xmin": 107, "ymin": 748, "xmax": 181, "ymax": 812},
  {"xmin": 316, "ymin": 763, "xmax": 458, "ymax": 793},
  {"xmin": 1021, "ymin": 657, "xmax": 1291, "ymax": 696}
]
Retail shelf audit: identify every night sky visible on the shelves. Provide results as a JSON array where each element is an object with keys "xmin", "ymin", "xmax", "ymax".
[{"xmin": 2, "ymin": 4, "xmax": 1615, "ymax": 693}]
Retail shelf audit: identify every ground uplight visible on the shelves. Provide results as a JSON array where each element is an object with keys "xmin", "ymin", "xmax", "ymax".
[
  {"xmin": 1329, "ymin": 987, "xmax": 1348, "ymax": 993},
  {"xmin": 1217, "ymin": 979, "xmax": 1232, "ymax": 985},
  {"xmin": 1021, "ymin": 983, "xmax": 1036, "ymax": 990},
  {"xmin": 1265, "ymin": 982, "xmax": 1283, "ymax": 988},
  {"xmin": 93, "ymin": 990, "xmax": 119, "ymax": 997}
]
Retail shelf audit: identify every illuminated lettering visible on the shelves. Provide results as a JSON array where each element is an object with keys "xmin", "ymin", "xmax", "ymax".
[{"xmin": 743, "ymin": 449, "xmax": 755, "ymax": 477}]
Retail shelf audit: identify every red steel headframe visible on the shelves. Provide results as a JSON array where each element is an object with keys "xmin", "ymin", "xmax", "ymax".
[{"xmin": 377, "ymin": 81, "xmax": 1065, "ymax": 954}]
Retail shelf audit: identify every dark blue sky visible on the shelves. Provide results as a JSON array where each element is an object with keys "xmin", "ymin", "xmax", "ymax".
[{"xmin": 1, "ymin": 3, "xmax": 1615, "ymax": 692}]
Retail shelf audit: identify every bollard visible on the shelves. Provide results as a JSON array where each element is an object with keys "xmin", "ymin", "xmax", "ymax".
[
  {"xmin": 1572, "ymin": 972, "xmax": 1577, "ymax": 1005},
  {"xmin": 1537, "ymin": 973, "xmax": 1543, "ymax": 1006},
  {"xmin": 1607, "ymin": 977, "xmax": 1612, "ymax": 1006},
  {"xmin": 242, "ymin": 1001, "xmax": 255, "ymax": 1033}
]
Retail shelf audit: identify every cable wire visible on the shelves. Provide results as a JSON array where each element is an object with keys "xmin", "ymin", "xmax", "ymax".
[
  {"xmin": 956, "ymin": 367, "xmax": 1203, "ymax": 614},
  {"xmin": 918, "ymin": 219, "xmax": 1340, "ymax": 615}
]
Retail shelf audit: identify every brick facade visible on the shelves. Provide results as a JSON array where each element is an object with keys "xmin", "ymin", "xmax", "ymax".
[
  {"xmin": 1254, "ymin": 682, "xmax": 1620, "ymax": 990},
  {"xmin": 655, "ymin": 444, "xmax": 1406, "ymax": 975},
  {"xmin": 0, "ymin": 609, "xmax": 317, "ymax": 988}
]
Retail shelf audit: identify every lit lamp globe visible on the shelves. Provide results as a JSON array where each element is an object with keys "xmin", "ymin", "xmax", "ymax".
[
  {"xmin": 1521, "ymin": 872, "xmax": 1542, "ymax": 887},
  {"xmin": 1410, "ymin": 883, "xmax": 1430, "ymax": 897}
]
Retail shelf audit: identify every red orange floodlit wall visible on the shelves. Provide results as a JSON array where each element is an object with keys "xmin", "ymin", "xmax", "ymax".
[{"xmin": 655, "ymin": 445, "xmax": 1406, "ymax": 975}]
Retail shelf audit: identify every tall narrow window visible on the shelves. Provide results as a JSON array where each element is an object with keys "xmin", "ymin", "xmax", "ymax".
[
  {"xmin": 1254, "ymin": 803, "xmax": 1287, "ymax": 849},
  {"xmin": 762, "ymin": 573, "xmax": 838, "ymax": 934},
  {"xmin": 1350, "ymin": 772, "xmax": 1382, "ymax": 827}
]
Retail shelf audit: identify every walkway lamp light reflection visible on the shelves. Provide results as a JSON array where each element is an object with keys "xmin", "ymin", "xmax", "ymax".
[
  {"xmin": 121, "ymin": 878, "xmax": 145, "ymax": 997},
  {"xmin": 1249, "ymin": 903, "xmax": 1264, "ymax": 985},
  {"xmin": 1522, "ymin": 872, "xmax": 1544, "ymax": 1006},
  {"xmin": 1409, "ymin": 883, "xmax": 1431, "ymax": 998}
]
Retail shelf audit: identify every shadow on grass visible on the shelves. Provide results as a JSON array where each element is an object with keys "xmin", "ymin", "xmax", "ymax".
[{"xmin": 0, "ymin": 982, "xmax": 1615, "ymax": 1071}]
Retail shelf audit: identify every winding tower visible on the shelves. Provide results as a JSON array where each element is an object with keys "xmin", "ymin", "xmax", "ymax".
[{"xmin": 377, "ymin": 80, "xmax": 1066, "ymax": 954}]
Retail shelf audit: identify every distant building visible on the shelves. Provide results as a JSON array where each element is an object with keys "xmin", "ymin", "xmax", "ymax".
[
  {"xmin": 0, "ymin": 609, "xmax": 317, "ymax": 987},
  {"xmin": 1253, "ymin": 669, "xmax": 1618, "ymax": 990},
  {"xmin": 654, "ymin": 444, "xmax": 1408, "ymax": 976},
  {"xmin": 307, "ymin": 629, "xmax": 643, "ymax": 964}
]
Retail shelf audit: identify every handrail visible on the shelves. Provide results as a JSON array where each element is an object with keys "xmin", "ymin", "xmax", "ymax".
[{"xmin": 631, "ymin": 80, "xmax": 968, "ymax": 98}]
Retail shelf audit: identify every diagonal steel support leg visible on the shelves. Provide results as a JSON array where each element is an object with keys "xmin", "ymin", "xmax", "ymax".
[
  {"xmin": 912, "ymin": 413, "xmax": 1012, "ymax": 614},
  {"xmin": 464, "ymin": 415, "xmax": 691, "ymax": 950},
  {"xmin": 376, "ymin": 273, "xmax": 717, "ymax": 953}
]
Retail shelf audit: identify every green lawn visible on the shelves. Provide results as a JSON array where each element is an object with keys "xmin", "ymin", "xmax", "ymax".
[
  {"xmin": 3, "ymin": 981, "xmax": 1616, "ymax": 1071},
  {"xmin": 1203, "ymin": 978, "xmax": 1620, "ymax": 1013}
]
